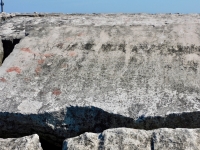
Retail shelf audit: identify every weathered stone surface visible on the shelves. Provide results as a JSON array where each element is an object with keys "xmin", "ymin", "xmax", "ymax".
[
  {"xmin": 0, "ymin": 134, "xmax": 43, "ymax": 150},
  {"xmin": 0, "ymin": 37, "xmax": 3, "ymax": 65},
  {"xmin": 63, "ymin": 128, "xmax": 200, "ymax": 150},
  {"xmin": 1, "ymin": 13, "xmax": 200, "ymax": 40},
  {"xmin": 1, "ymin": 13, "xmax": 200, "ymax": 147}
]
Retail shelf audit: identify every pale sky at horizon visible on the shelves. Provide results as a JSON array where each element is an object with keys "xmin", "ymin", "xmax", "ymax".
[{"xmin": 3, "ymin": 0, "xmax": 200, "ymax": 14}]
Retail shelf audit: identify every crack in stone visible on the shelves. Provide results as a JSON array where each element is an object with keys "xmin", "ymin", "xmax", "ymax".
[
  {"xmin": 0, "ymin": 106, "xmax": 200, "ymax": 149},
  {"xmin": 1, "ymin": 39, "xmax": 21, "ymax": 63}
]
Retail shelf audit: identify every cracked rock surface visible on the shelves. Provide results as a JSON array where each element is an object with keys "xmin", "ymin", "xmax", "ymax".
[
  {"xmin": 0, "ymin": 13, "xmax": 200, "ymax": 147},
  {"xmin": 0, "ymin": 134, "xmax": 42, "ymax": 150},
  {"xmin": 63, "ymin": 128, "xmax": 200, "ymax": 150}
]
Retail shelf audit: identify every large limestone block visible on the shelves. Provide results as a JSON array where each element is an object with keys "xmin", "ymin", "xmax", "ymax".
[
  {"xmin": 63, "ymin": 128, "xmax": 200, "ymax": 150},
  {"xmin": 0, "ymin": 14, "xmax": 200, "ymax": 146},
  {"xmin": 0, "ymin": 134, "xmax": 43, "ymax": 150}
]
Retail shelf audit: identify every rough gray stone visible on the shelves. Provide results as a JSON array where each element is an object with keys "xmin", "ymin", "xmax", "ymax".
[
  {"xmin": 0, "ymin": 14, "xmax": 200, "ymax": 147},
  {"xmin": 0, "ymin": 134, "xmax": 43, "ymax": 150},
  {"xmin": 63, "ymin": 128, "xmax": 200, "ymax": 150}
]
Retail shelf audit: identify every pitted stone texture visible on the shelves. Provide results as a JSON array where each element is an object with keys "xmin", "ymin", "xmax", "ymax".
[
  {"xmin": 1, "ymin": 14, "xmax": 200, "ymax": 146},
  {"xmin": 63, "ymin": 128, "xmax": 200, "ymax": 150},
  {"xmin": 0, "ymin": 38, "xmax": 3, "ymax": 65},
  {"xmin": 0, "ymin": 134, "xmax": 43, "ymax": 150}
]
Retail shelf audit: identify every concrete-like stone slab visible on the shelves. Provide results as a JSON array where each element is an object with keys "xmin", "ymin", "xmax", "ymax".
[
  {"xmin": 63, "ymin": 128, "xmax": 200, "ymax": 150},
  {"xmin": 0, "ymin": 13, "xmax": 200, "ymax": 146},
  {"xmin": 0, "ymin": 134, "xmax": 42, "ymax": 150}
]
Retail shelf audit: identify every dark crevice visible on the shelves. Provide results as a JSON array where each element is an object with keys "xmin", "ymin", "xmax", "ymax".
[
  {"xmin": 2, "ymin": 39, "xmax": 21, "ymax": 63},
  {"xmin": 0, "ymin": 107, "xmax": 200, "ymax": 149},
  {"xmin": 40, "ymin": 138, "xmax": 61, "ymax": 150},
  {"xmin": 151, "ymin": 132, "xmax": 156, "ymax": 150}
]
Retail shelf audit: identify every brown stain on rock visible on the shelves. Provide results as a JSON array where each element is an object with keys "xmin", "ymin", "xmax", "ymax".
[
  {"xmin": 56, "ymin": 43, "xmax": 64, "ymax": 49},
  {"xmin": 24, "ymin": 77, "xmax": 31, "ymax": 82},
  {"xmin": 6, "ymin": 67, "xmax": 21, "ymax": 74},
  {"xmin": 0, "ymin": 77, "xmax": 6, "ymax": 82},
  {"xmin": 68, "ymin": 51, "xmax": 77, "ymax": 57},
  {"xmin": 38, "ymin": 59, "xmax": 45, "ymax": 65},
  {"xmin": 44, "ymin": 53, "xmax": 54, "ymax": 58},
  {"xmin": 77, "ymin": 33, "xmax": 84, "ymax": 36},
  {"xmin": 35, "ymin": 66, "xmax": 41, "ymax": 74},
  {"xmin": 52, "ymin": 89, "xmax": 61, "ymax": 96},
  {"xmin": 61, "ymin": 63, "xmax": 68, "ymax": 68}
]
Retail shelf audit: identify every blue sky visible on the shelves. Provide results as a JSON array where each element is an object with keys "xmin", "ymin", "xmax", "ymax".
[{"xmin": 3, "ymin": 0, "xmax": 200, "ymax": 14}]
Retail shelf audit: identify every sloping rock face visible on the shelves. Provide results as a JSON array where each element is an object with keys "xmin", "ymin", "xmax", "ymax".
[
  {"xmin": 63, "ymin": 128, "xmax": 200, "ymax": 150},
  {"xmin": 0, "ymin": 13, "xmax": 200, "ymax": 148},
  {"xmin": 0, "ymin": 134, "xmax": 43, "ymax": 150}
]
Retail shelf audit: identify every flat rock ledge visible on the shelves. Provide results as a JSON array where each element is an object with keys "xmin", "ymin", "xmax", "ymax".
[
  {"xmin": 0, "ymin": 134, "xmax": 42, "ymax": 150},
  {"xmin": 63, "ymin": 128, "xmax": 200, "ymax": 150}
]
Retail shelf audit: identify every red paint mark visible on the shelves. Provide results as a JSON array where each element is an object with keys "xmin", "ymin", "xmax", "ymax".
[
  {"xmin": 52, "ymin": 89, "xmax": 61, "ymax": 96},
  {"xmin": 35, "ymin": 66, "xmax": 41, "ymax": 74},
  {"xmin": 0, "ymin": 77, "xmax": 6, "ymax": 82},
  {"xmin": 6, "ymin": 67, "xmax": 21, "ymax": 74},
  {"xmin": 38, "ymin": 59, "xmax": 45, "ymax": 65},
  {"xmin": 44, "ymin": 53, "xmax": 54, "ymax": 58},
  {"xmin": 68, "ymin": 51, "xmax": 77, "ymax": 57},
  {"xmin": 21, "ymin": 48, "xmax": 33, "ymax": 53}
]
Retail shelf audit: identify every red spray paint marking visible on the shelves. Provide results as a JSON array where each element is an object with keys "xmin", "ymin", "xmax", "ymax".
[
  {"xmin": 21, "ymin": 48, "xmax": 33, "ymax": 53},
  {"xmin": 52, "ymin": 89, "xmax": 61, "ymax": 96},
  {"xmin": 6, "ymin": 67, "xmax": 21, "ymax": 74}
]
